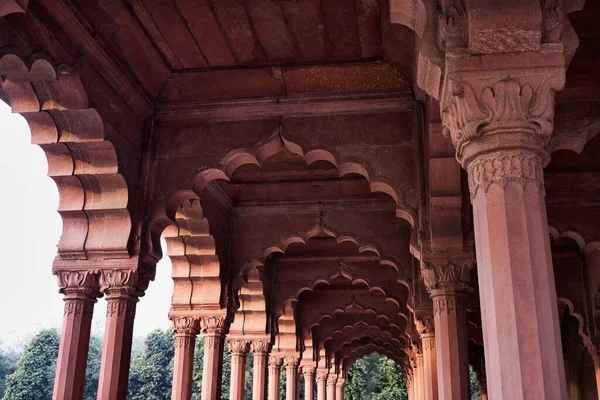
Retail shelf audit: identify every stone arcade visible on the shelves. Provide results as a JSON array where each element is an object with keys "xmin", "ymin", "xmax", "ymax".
[{"xmin": 0, "ymin": 0, "xmax": 599, "ymax": 399}]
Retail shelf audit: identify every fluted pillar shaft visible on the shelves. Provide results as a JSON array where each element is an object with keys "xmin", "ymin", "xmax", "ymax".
[
  {"xmin": 268, "ymin": 356, "xmax": 283, "ymax": 400},
  {"xmin": 97, "ymin": 269, "xmax": 147, "ymax": 400},
  {"xmin": 171, "ymin": 318, "xmax": 200, "ymax": 400},
  {"xmin": 228, "ymin": 340, "xmax": 250, "ymax": 400},
  {"xmin": 251, "ymin": 341, "xmax": 269, "ymax": 400},
  {"xmin": 412, "ymin": 354, "xmax": 424, "ymax": 400},
  {"xmin": 53, "ymin": 271, "xmax": 100, "ymax": 400},
  {"xmin": 200, "ymin": 317, "xmax": 227, "ymax": 400},
  {"xmin": 284, "ymin": 357, "xmax": 299, "ymax": 400},
  {"xmin": 316, "ymin": 371, "xmax": 327, "ymax": 400},
  {"xmin": 326, "ymin": 375, "xmax": 336, "ymax": 400},
  {"xmin": 302, "ymin": 366, "xmax": 315, "ymax": 400},
  {"xmin": 335, "ymin": 378, "xmax": 345, "ymax": 400},
  {"xmin": 421, "ymin": 334, "xmax": 437, "ymax": 400}
]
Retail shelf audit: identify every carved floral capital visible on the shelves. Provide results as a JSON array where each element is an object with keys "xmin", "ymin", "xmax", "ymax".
[
  {"xmin": 421, "ymin": 261, "xmax": 473, "ymax": 293},
  {"xmin": 227, "ymin": 339, "xmax": 250, "ymax": 356},
  {"xmin": 98, "ymin": 269, "xmax": 151, "ymax": 297},
  {"xmin": 441, "ymin": 75, "xmax": 565, "ymax": 164},
  {"xmin": 55, "ymin": 270, "xmax": 101, "ymax": 299},
  {"xmin": 336, "ymin": 378, "xmax": 346, "ymax": 388},
  {"xmin": 301, "ymin": 365, "xmax": 315, "ymax": 376},
  {"xmin": 414, "ymin": 315, "xmax": 434, "ymax": 335},
  {"xmin": 200, "ymin": 316, "xmax": 228, "ymax": 334},
  {"xmin": 283, "ymin": 356, "xmax": 299, "ymax": 368},
  {"xmin": 250, "ymin": 340, "xmax": 270, "ymax": 354},
  {"xmin": 316, "ymin": 370, "xmax": 328, "ymax": 382},
  {"xmin": 172, "ymin": 317, "xmax": 200, "ymax": 335},
  {"xmin": 268, "ymin": 355, "xmax": 283, "ymax": 367}
]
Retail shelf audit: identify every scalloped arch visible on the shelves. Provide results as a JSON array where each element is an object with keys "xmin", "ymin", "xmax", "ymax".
[
  {"xmin": 549, "ymin": 226, "xmax": 600, "ymax": 255},
  {"xmin": 557, "ymin": 297, "xmax": 593, "ymax": 349},
  {"xmin": 0, "ymin": 51, "xmax": 131, "ymax": 260}
]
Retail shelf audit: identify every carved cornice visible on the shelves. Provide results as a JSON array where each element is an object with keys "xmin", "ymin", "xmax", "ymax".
[
  {"xmin": 227, "ymin": 339, "xmax": 250, "ymax": 356},
  {"xmin": 250, "ymin": 340, "xmax": 270, "ymax": 354},
  {"xmin": 421, "ymin": 261, "xmax": 473, "ymax": 294},
  {"xmin": 283, "ymin": 356, "xmax": 299, "ymax": 368},
  {"xmin": 268, "ymin": 355, "xmax": 283, "ymax": 368},
  {"xmin": 441, "ymin": 75, "xmax": 565, "ymax": 164}
]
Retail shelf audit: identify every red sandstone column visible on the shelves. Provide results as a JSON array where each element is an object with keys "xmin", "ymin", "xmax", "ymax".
[
  {"xmin": 171, "ymin": 317, "xmax": 200, "ymax": 400},
  {"xmin": 326, "ymin": 375, "xmax": 336, "ymax": 400},
  {"xmin": 422, "ymin": 260, "xmax": 472, "ymax": 400},
  {"xmin": 97, "ymin": 270, "xmax": 147, "ymax": 400},
  {"xmin": 284, "ymin": 357, "xmax": 299, "ymax": 400},
  {"xmin": 442, "ymin": 73, "xmax": 569, "ymax": 398},
  {"xmin": 301, "ymin": 366, "xmax": 315, "ymax": 400},
  {"xmin": 251, "ymin": 341, "xmax": 269, "ymax": 400},
  {"xmin": 53, "ymin": 271, "xmax": 100, "ymax": 400},
  {"xmin": 335, "ymin": 377, "xmax": 345, "ymax": 400},
  {"xmin": 411, "ymin": 352, "xmax": 423, "ymax": 400},
  {"xmin": 268, "ymin": 356, "xmax": 283, "ymax": 400},
  {"xmin": 200, "ymin": 317, "xmax": 227, "ymax": 400},
  {"xmin": 415, "ymin": 317, "xmax": 437, "ymax": 400},
  {"xmin": 316, "ymin": 370, "xmax": 327, "ymax": 400},
  {"xmin": 228, "ymin": 339, "xmax": 250, "ymax": 400}
]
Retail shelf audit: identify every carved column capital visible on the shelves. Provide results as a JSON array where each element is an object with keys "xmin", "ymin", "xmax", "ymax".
[
  {"xmin": 55, "ymin": 270, "xmax": 101, "ymax": 299},
  {"xmin": 283, "ymin": 356, "xmax": 299, "ymax": 368},
  {"xmin": 421, "ymin": 259, "xmax": 474, "ymax": 294},
  {"xmin": 335, "ymin": 378, "xmax": 346, "ymax": 388},
  {"xmin": 250, "ymin": 340, "xmax": 270, "ymax": 354},
  {"xmin": 268, "ymin": 355, "xmax": 283, "ymax": 367},
  {"xmin": 301, "ymin": 365, "xmax": 315, "ymax": 376},
  {"xmin": 98, "ymin": 268, "xmax": 151, "ymax": 298},
  {"xmin": 326, "ymin": 375, "xmax": 337, "ymax": 385},
  {"xmin": 441, "ymin": 72, "xmax": 565, "ymax": 168},
  {"xmin": 316, "ymin": 370, "xmax": 328, "ymax": 382},
  {"xmin": 414, "ymin": 315, "xmax": 435, "ymax": 336},
  {"xmin": 227, "ymin": 339, "xmax": 250, "ymax": 356},
  {"xmin": 172, "ymin": 317, "xmax": 201, "ymax": 335},
  {"xmin": 200, "ymin": 316, "xmax": 228, "ymax": 334}
]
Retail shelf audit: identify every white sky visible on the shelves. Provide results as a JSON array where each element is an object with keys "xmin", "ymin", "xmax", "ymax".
[{"xmin": 0, "ymin": 101, "xmax": 174, "ymax": 350}]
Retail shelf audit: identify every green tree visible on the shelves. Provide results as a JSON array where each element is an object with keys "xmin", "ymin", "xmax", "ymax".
[
  {"xmin": 469, "ymin": 366, "xmax": 481, "ymax": 400},
  {"xmin": 2, "ymin": 329, "xmax": 60, "ymax": 400},
  {"xmin": 345, "ymin": 353, "xmax": 407, "ymax": 400},
  {"xmin": 0, "ymin": 340, "xmax": 20, "ymax": 398},
  {"xmin": 128, "ymin": 329, "xmax": 175, "ymax": 400},
  {"xmin": 82, "ymin": 336, "xmax": 102, "ymax": 400}
]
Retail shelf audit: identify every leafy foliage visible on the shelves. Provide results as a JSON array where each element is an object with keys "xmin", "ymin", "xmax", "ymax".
[
  {"xmin": 0, "ymin": 342, "xmax": 20, "ymax": 398},
  {"xmin": 128, "ymin": 329, "xmax": 175, "ymax": 400},
  {"xmin": 83, "ymin": 336, "xmax": 102, "ymax": 400},
  {"xmin": 2, "ymin": 329, "xmax": 60, "ymax": 400},
  {"xmin": 344, "ymin": 353, "xmax": 408, "ymax": 400}
]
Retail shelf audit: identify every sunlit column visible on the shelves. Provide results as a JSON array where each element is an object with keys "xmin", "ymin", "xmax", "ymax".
[
  {"xmin": 268, "ymin": 356, "xmax": 283, "ymax": 400},
  {"xmin": 171, "ymin": 317, "xmax": 200, "ymax": 400},
  {"xmin": 228, "ymin": 339, "xmax": 250, "ymax": 400},
  {"xmin": 200, "ymin": 317, "xmax": 227, "ymax": 400},
  {"xmin": 335, "ymin": 377, "xmax": 345, "ymax": 400},
  {"xmin": 284, "ymin": 356, "xmax": 299, "ymax": 400},
  {"xmin": 251, "ymin": 341, "xmax": 269, "ymax": 400},
  {"xmin": 316, "ymin": 370, "xmax": 327, "ymax": 400},
  {"xmin": 302, "ymin": 366, "xmax": 315, "ymax": 400},
  {"xmin": 53, "ymin": 271, "xmax": 100, "ymax": 400},
  {"xmin": 326, "ymin": 375, "xmax": 336, "ymax": 400}
]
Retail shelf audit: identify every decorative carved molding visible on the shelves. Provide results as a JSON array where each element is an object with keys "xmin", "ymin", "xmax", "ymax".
[
  {"xmin": 433, "ymin": 296, "xmax": 462, "ymax": 315},
  {"xmin": 301, "ymin": 365, "xmax": 315, "ymax": 376},
  {"xmin": 172, "ymin": 317, "xmax": 200, "ymax": 335},
  {"xmin": 316, "ymin": 370, "xmax": 328, "ymax": 382},
  {"xmin": 415, "ymin": 315, "xmax": 434, "ymax": 335},
  {"xmin": 422, "ymin": 336, "xmax": 436, "ymax": 351},
  {"xmin": 441, "ymin": 76, "xmax": 565, "ymax": 163},
  {"xmin": 283, "ymin": 356, "xmax": 299, "ymax": 368},
  {"xmin": 250, "ymin": 340, "xmax": 270, "ymax": 354},
  {"xmin": 326, "ymin": 375, "xmax": 337, "ymax": 385},
  {"xmin": 336, "ymin": 378, "xmax": 346, "ymax": 388},
  {"xmin": 227, "ymin": 339, "xmax": 250, "ymax": 356},
  {"xmin": 64, "ymin": 299, "xmax": 94, "ymax": 317},
  {"xmin": 175, "ymin": 336, "xmax": 194, "ymax": 349},
  {"xmin": 205, "ymin": 335, "xmax": 223, "ymax": 349},
  {"xmin": 268, "ymin": 355, "xmax": 283, "ymax": 368},
  {"xmin": 106, "ymin": 298, "xmax": 136, "ymax": 318},
  {"xmin": 200, "ymin": 316, "xmax": 228, "ymax": 334},
  {"xmin": 467, "ymin": 151, "xmax": 545, "ymax": 198},
  {"xmin": 55, "ymin": 270, "xmax": 101, "ymax": 299},
  {"xmin": 421, "ymin": 261, "xmax": 473, "ymax": 293},
  {"xmin": 98, "ymin": 269, "xmax": 151, "ymax": 296}
]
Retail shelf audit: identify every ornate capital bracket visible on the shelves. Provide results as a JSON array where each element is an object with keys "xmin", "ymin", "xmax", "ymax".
[
  {"xmin": 421, "ymin": 259, "xmax": 474, "ymax": 294},
  {"xmin": 98, "ymin": 269, "xmax": 153, "ymax": 298},
  {"xmin": 268, "ymin": 355, "xmax": 283, "ymax": 367},
  {"xmin": 441, "ymin": 74, "xmax": 565, "ymax": 166},
  {"xmin": 250, "ymin": 340, "xmax": 270, "ymax": 354},
  {"xmin": 336, "ymin": 378, "xmax": 346, "ymax": 388},
  {"xmin": 172, "ymin": 317, "xmax": 201, "ymax": 335},
  {"xmin": 316, "ymin": 370, "xmax": 328, "ymax": 382},
  {"xmin": 283, "ymin": 356, "xmax": 299, "ymax": 368},
  {"xmin": 200, "ymin": 316, "xmax": 228, "ymax": 334},
  {"xmin": 301, "ymin": 365, "xmax": 316, "ymax": 376},
  {"xmin": 227, "ymin": 339, "xmax": 250, "ymax": 356},
  {"xmin": 326, "ymin": 375, "xmax": 338, "ymax": 385},
  {"xmin": 414, "ymin": 315, "xmax": 434, "ymax": 336},
  {"xmin": 55, "ymin": 270, "xmax": 101, "ymax": 299}
]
